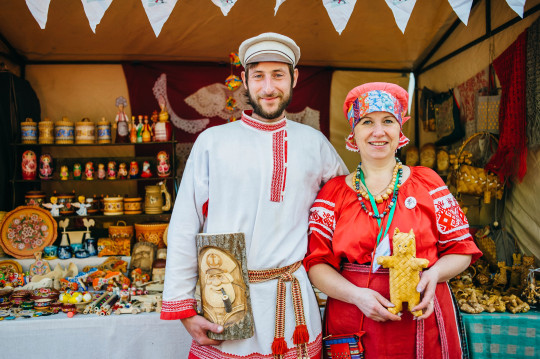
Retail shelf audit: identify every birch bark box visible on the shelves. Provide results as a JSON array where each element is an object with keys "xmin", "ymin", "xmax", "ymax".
[{"xmin": 196, "ymin": 232, "xmax": 254, "ymax": 340}]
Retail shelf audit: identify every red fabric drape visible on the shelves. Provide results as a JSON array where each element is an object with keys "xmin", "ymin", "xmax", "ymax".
[
  {"xmin": 486, "ymin": 30, "xmax": 528, "ymax": 182},
  {"xmin": 121, "ymin": 62, "xmax": 332, "ymax": 143}
]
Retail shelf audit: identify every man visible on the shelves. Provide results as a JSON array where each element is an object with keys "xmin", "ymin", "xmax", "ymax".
[{"xmin": 161, "ymin": 32, "xmax": 347, "ymax": 359}]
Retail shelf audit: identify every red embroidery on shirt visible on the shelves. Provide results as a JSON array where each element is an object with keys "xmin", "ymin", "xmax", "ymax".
[
  {"xmin": 241, "ymin": 113, "xmax": 286, "ymax": 132},
  {"xmin": 161, "ymin": 299, "xmax": 197, "ymax": 313},
  {"xmin": 189, "ymin": 333, "xmax": 322, "ymax": 358},
  {"xmin": 433, "ymin": 193, "xmax": 469, "ymax": 234},
  {"xmin": 270, "ymin": 130, "xmax": 287, "ymax": 202}
]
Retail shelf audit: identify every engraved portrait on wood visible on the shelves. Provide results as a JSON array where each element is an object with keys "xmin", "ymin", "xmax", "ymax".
[{"xmin": 196, "ymin": 233, "xmax": 254, "ymax": 340}]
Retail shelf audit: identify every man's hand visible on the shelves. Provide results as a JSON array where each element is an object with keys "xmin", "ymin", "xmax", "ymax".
[{"xmin": 181, "ymin": 315, "xmax": 224, "ymax": 346}]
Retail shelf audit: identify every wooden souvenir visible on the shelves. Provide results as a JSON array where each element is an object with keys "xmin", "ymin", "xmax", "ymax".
[
  {"xmin": 60, "ymin": 165, "xmax": 69, "ymax": 180},
  {"xmin": 21, "ymin": 118, "xmax": 38, "ymax": 144},
  {"xmin": 97, "ymin": 163, "xmax": 106, "ymax": 180},
  {"xmin": 0, "ymin": 260, "xmax": 23, "ymax": 277},
  {"xmin": 21, "ymin": 150, "xmax": 37, "ymax": 180},
  {"xmin": 97, "ymin": 237, "xmax": 131, "ymax": 256},
  {"xmin": 38, "ymin": 118, "xmax": 54, "ymax": 144},
  {"xmin": 144, "ymin": 181, "xmax": 171, "ymax": 214},
  {"xmin": 73, "ymin": 163, "xmax": 82, "ymax": 180},
  {"xmin": 84, "ymin": 161, "xmax": 94, "ymax": 180},
  {"xmin": 130, "ymin": 242, "xmax": 157, "ymax": 274},
  {"xmin": 196, "ymin": 232, "xmax": 254, "ymax": 340},
  {"xmin": 0, "ymin": 206, "xmax": 58, "ymax": 259},
  {"xmin": 135, "ymin": 222, "xmax": 168, "ymax": 248},
  {"xmin": 154, "ymin": 105, "xmax": 172, "ymax": 142},
  {"xmin": 128, "ymin": 161, "xmax": 139, "ymax": 179},
  {"xmin": 29, "ymin": 252, "xmax": 51, "ymax": 276},
  {"xmin": 118, "ymin": 162, "xmax": 128, "ymax": 179},
  {"xmin": 124, "ymin": 197, "xmax": 143, "ymax": 215},
  {"xmin": 38, "ymin": 154, "xmax": 53, "ymax": 180},
  {"xmin": 103, "ymin": 196, "xmax": 124, "ymax": 216},
  {"xmin": 97, "ymin": 117, "xmax": 112, "ymax": 144},
  {"xmin": 156, "ymin": 151, "xmax": 171, "ymax": 177},
  {"xmin": 56, "ymin": 191, "xmax": 76, "ymax": 215},
  {"xmin": 75, "ymin": 118, "xmax": 96, "ymax": 144},
  {"xmin": 54, "ymin": 117, "xmax": 74, "ymax": 144},
  {"xmin": 108, "ymin": 221, "xmax": 134, "ymax": 241},
  {"xmin": 24, "ymin": 190, "xmax": 46, "ymax": 207}
]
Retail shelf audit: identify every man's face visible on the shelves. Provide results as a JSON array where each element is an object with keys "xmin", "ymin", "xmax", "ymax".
[
  {"xmin": 241, "ymin": 62, "xmax": 298, "ymax": 121},
  {"xmin": 132, "ymin": 246, "xmax": 152, "ymax": 270}
]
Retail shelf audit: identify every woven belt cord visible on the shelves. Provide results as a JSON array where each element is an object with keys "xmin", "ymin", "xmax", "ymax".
[{"xmin": 248, "ymin": 261, "xmax": 309, "ymax": 358}]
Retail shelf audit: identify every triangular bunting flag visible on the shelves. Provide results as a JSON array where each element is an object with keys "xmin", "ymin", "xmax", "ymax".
[
  {"xmin": 25, "ymin": 0, "xmax": 51, "ymax": 29},
  {"xmin": 385, "ymin": 0, "xmax": 417, "ymax": 34},
  {"xmin": 141, "ymin": 0, "xmax": 178, "ymax": 37},
  {"xmin": 81, "ymin": 0, "xmax": 113, "ymax": 33},
  {"xmin": 505, "ymin": 0, "xmax": 526, "ymax": 18},
  {"xmin": 211, "ymin": 0, "xmax": 238, "ymax": 16},
  {"xmin": 275, "ymin": 0, "xmax": 286, "ymax": 15},
  {"xmin": 447, "ymin": 0, "xmax": 473, "ymax": 25},
  {"xmin": 322, "ymin": 0, "xmax": 357, "ymax": 35}
]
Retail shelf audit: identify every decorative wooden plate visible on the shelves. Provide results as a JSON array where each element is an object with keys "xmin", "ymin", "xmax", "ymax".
[
  {"xmin": 0, "ymin": 260, "xmax": 23, "ymax": 275},
  {"xmin": 0, "ymin": 206, "xmax": 58, "ymax": 259}
]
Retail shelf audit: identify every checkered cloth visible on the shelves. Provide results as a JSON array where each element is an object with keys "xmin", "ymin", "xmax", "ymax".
[{"xmin": 461, "ymin": 311, "xmax": 540, "ymax": 358}]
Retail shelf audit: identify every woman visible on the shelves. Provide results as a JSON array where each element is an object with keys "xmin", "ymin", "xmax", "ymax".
[{"xmin": 304, "ymin": 82, "xmax": 481, "ymax": 358}]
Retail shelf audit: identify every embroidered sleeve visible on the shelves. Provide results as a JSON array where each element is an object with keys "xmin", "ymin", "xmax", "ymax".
[
  {"xmin": 304, "ymin": 186, "xmax": 342, "ymax": 271},
  {"xmin": 429, "ymin": 184, "xmax": 482, "ymax": 263},
  {"xmin": 160, "ymin": 299, "xmax": 198, "ymax": 320}
]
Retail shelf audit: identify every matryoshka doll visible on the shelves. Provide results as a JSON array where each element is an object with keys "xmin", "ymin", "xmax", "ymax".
[
  {"xmin": 156, "ymin": 151, "xmax": 170, "ymax": 178},
  {"xmin": 85, "ymin": 161, "xmax": 95, "ymax": 180},
  {"xmin": 141, "ymin": 161, "xmax": 152, "ymax": 178},
  {"xmin": 39, "ymin": 154, "xmax": 53, "ymax": 180},
  {"xmin": 129, "ymin": 161, "xmax": 139, "ymax": 179},
  {"xmin": 118, "ymin": 162, "xmax": 128, "ymax": 179},
  {"xmin": 97, "ymin": 163, "xmax": 106, "ymax": 180},
  {"xmin": 73, "ymin": 163, "xmax": 82, "ymax": 180},
  {"xmin": 21, "ymin": 150, "xmax": 37, "ymax": 180},
  {"xmin": 107, "ymin": 161, "xmax": 117, "ymax": 180},
  {"xmin": 60, "ymin": 165, "xmax": 69, "ymax": 180}
]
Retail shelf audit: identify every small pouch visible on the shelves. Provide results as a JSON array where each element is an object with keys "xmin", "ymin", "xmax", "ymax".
[{"xmin": 323, "ymin": 333, "xmax": 364, "ymax": 359}]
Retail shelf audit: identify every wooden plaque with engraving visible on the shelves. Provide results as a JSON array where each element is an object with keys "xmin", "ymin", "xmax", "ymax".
[{"xmin": 196, "ymin": 232, "xmax": 254, "ymax": 340}]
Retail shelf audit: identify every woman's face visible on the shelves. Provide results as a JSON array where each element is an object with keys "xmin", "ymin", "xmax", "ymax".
[{"xmin": 353, "ymin": 111, "xmax": 401, "ymax": 162}]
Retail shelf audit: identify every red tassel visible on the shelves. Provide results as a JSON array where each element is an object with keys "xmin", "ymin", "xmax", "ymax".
[
  {"xmin": 293, "ymin": 324, "xmax": 309, "ymax": 345},
  {"xmin": 271, "ymin": 337, "xmax": 288, "ymax": 355}
]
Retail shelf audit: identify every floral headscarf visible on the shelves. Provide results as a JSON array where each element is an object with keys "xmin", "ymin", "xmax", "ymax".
[{"xmin": 343, "ymin": 82, "xmax": 410, "ymax": 152}]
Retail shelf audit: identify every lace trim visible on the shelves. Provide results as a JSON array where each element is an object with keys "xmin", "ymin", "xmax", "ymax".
[{"xmin": 153, "ymin": 73, "xmax": 210, "ymax": 134}]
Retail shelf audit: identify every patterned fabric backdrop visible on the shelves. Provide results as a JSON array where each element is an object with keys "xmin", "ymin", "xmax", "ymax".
[{"xmin": 122, "ymin": 62, "xmax": 333, "ymax": 174}]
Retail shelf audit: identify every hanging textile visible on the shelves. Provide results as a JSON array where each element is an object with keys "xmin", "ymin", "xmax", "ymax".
[
  {"xmin": 25, "ymin": 0, "xmax": 51, "ymax": 29},
  {"xmin": 323, "ymin": 0, "xmax": 358, "ymax": 35},
  {"xmin": 81, "ymin": 0, "xmax": 113, "ymax": 33},
  {"xmin": 526, "ymin": 16, "xmax": 540, "ymax": 147},
  {"xmin": 486, "ymin": 30, "xmax": 528, "ymax": 182}
]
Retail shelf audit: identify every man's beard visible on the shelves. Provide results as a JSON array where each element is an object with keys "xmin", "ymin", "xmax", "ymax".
[{"xmin": 246, "ymin": 85, "xmax": 293, "ymax": 120}]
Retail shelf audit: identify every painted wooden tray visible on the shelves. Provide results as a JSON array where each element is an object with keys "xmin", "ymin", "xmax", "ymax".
[
  {"xmin": 0, "ymin": 260, "xmax": 23, "ymax": 275},
  {"xmin": 0, "ymin": 206, "xmax": 58, "ymax": 259}
]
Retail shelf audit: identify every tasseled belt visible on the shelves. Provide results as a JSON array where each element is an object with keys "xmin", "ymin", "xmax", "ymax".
[{"xmin": 248, "ymin": 261, "xmax": 309, "ymax": 358}]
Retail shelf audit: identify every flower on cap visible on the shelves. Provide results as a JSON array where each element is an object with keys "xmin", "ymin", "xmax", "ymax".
[{"xmin": 343, "ymin": 82, "xmax": 410, "ymax": 152}]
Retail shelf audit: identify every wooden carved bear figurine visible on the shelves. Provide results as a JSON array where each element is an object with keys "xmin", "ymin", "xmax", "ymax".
[{"xmin": 377, "ymin": 228, "xmax": 429, "ymax": 317}]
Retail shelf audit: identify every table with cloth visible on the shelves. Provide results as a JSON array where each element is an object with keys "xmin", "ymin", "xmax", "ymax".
[
  {"xmin": 0, "ymin": 312, "xmax": 191, "ymax": 358},
  {"xmin": 461, "ymin": 310, "xmax": 539, "ymax": 358}
]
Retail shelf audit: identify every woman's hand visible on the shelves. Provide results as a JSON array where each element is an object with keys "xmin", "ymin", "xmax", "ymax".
[
  {"xmin": 412, "ymin": 254, "xmax": 472, "ymax": 320},
  {"xmin": 351, "ymin": 286, "xmax": 401, "ymax": 322},
  {"xmin": 412, "ymin": 265, "xmax": 439, "ymax": 320}
]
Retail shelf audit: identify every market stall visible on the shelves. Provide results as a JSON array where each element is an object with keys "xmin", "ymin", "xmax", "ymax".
[{"xmin": 0, "ymin": 1, "xmax": 539, "ymax": 358}]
